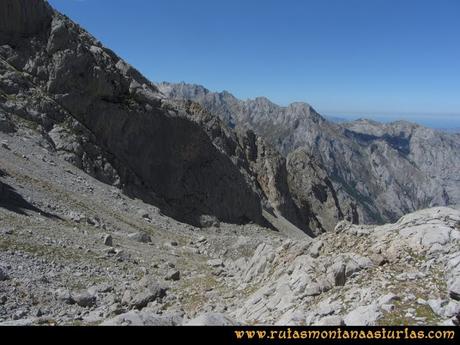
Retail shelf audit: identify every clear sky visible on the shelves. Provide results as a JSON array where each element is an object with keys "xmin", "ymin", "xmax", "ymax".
[{"xmin": 48, "ymin": 0, "xmax": 460, "ymax": 129}]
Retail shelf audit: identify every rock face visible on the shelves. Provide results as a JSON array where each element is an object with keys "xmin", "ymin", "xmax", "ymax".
[
  {"xmin": 287, "ymin": 149, "xmax": 359, "ymax": 233},
  {"xmin": 0, "ymin": 0, "xmax": 52, "ymax": 42},
  {"xmin": 159, "ymin": 82, "xmax": 460, "ymax": 228},
  {"xmin": 0, "ymin": 0, "xmax": 314, "ymax": 232}
]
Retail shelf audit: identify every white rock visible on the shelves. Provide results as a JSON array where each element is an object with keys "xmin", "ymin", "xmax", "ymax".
[{"xmin": 344, "ymin": 304, "xmax": 381, "ymax": 326}]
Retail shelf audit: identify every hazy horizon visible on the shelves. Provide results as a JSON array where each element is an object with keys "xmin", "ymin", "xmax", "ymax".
[{"xmin": 161, "ymin": 80, "xmax": 460, "ymax": 131}]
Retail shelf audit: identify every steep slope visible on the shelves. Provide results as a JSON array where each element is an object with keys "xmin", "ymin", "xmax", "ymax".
[
  {"xmin": 159, "ymin": 82, "xmax": 460, "ymax": 226},
  {"xmin": 0, "ymin": 0, "xmax": 319, "ymax": 234}
]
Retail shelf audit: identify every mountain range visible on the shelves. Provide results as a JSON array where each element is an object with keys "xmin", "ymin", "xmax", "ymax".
[
  {"xmin": 159, "ymin": 82, "xmax": 460, "ymax": 232},
  {"xmin": 0, "ymin": 0, "xmax": 459, "ymax": 326}
]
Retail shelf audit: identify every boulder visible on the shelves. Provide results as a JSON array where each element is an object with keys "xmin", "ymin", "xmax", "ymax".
[
  {"xmin": 344, "ymin": 304, "xmax": 381, "ymax": 326},
  {"xmin": 0, "ymin": 268, "xmax": 9, "ymax": 281},
  {"xmin": 165, "ymin": 270, "xmax": 180, "ymax": 281},
  {"xmin": 103, "ymin": 234, "xmax": 113, "ymax": 246},
  {"xmin": 128, "ymin": 232, "xmax": 152, "ymax": 243},
  {"xmin": 328, "ymin": 262, "xmax": 346, "ymax": 286},
  {"xmin": 72, "ymin": 291, "xmax": 96, "ymax": 308}
]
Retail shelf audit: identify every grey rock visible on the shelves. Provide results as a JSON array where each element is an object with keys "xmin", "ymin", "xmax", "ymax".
[
  {"xmin": 444, "ymin": 301, "xmax": 460, "ymax": 318},
  {"xmin": 54, "ymin": 288, "xmax": 74, "ymax": 304},
  {"xmin": 207, "ymin": 259, "xmax": 224, "ymax": 268},
  {"xmin": 0, "ymin": 267, "xmax": 9, "ymax": 281},
  {"xmin": 199, "ymin": 215, "xmax": 220, "ymax": 228},
  {"xmin": 72, "ymin": 291, "xmax": 96, "ymax": 308},
  {"xmin": 165, "ymin": 270, "xmax": 180, "ymax": 281},
  {"xmin": 377, "ymin": 293, "xmax": 400, "ymax": 306},
  {"xmin": 88, "ymin": 283, "xmax": 113, "ymax": 295},
  {"xmin": 1, "ymin": 141, "xmax": 10, "ymax": 150},
  {"xmin": 448, "ymin": 278, "xmax": 460, "ymax": 301},
  {"xmin": 381, "ymin": 304, "xmax": 395, "ymax": 312},
  {"xmin": 2, "ymin": 228, "xmax": 13, "ymax": 235},
  {"xmin": 68, "ymin": 211, "xmax": 87, "ymax": 223},
  {"xmin": 101, "ymin": 310, "xmax": 182, "ymax": 326},
  {"xmin": 130, "ymin": 290, "xmax": 160, "ymax": 310},
  {"xmin": 370, "ymin": 253, "xmax": 388, "ymax": 266},
  {"xmin": 184, "ymin": 312, "xmax": 235, "ymax": 326},
  {"xmin": 344, "ymin": 304, "xmax": 381, "ymax": 326},
  {"xmin": 308, "ymin": 240, "xmax": 323, "ymax": 258},
  {"xmin": 427, "ymin": 299, "xmax": 440, "ymax": 315},
  {"xmin": 303, "ymin": 283, "xmax": 322, "ymax": 296},
  {"xmin": 328, "ymin": 262, "xmax": 346, "ymax": 286},
  {"xmin": 0, "ymin": 114, "xmax": 16, "ymax": 133},
  {"xmin": 127, "ymin": 280, "xmax": 167, "ymax": 310},
  {"xmin": 103, "ymin": 234, "xmax": 113, "ymax": 246},
  {"xmin": 121, "ymin": 290, "xmax": 133, "ymax": 306},
  {"xmin": 114, "ymin": 249, "xmax": 130, "ymax": 261},
  {"xmin": 137, "ymin": 209, "xmax": 151, "ymax": 219},
  {"xmin": 0, "ymin": 295, "xmax": 7, "ymax": 304},
  {"xmin": 345, "ymin": 255, "xmax": 373, "ymax": 277},
  {"xmin": 127, "ymin": 232, "xmax": 152, "ymax": 243}
]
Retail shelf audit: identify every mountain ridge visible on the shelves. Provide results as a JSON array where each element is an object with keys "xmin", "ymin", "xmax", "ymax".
[{"xmin": 159, "ymin": 82, "xmax": 460, "ymax": 227}]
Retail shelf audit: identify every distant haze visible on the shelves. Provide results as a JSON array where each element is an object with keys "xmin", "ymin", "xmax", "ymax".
[{"xmin": 323, "ymin": 112, "xmax": 460, "ymax": 132}]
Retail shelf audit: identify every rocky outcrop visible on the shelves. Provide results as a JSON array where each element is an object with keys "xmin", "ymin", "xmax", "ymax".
[
  {"xmin": 287, "ymin": 148, "xmax": 360, "ymax": 234},
  {"xmin": 222, "ymin": 207, "xmax": 460, "ymax": 325}
]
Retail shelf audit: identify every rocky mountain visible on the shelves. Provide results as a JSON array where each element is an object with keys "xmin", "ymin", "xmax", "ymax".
[
  {"xmin": 0, "ymin": 0, "xmax": 339, "ymax": 236},
  {"xmin": 1, "ymin": 0, "xmax": 460, "ymax": 327},
  {"xmin": 159, "ymin": 82, "xmax": 460, "ymax": 227}
]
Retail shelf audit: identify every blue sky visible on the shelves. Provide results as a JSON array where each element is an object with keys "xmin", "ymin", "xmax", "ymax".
[{"xmin": 48, "ymin": 0, "xmax": 460, "ymax": 128}]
